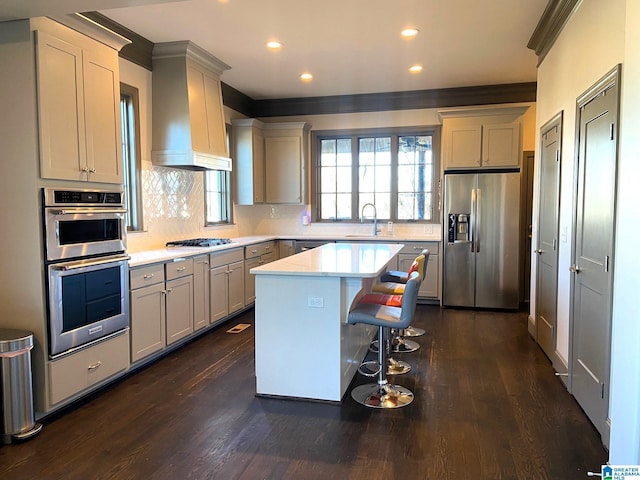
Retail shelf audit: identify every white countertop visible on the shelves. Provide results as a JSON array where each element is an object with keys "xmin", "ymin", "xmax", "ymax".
[
  {"xmin": 250, "ymin": 242, "xmax": 403, "ymax": 277},
  {"xmin": 128, "ymin": 236, "xmax": 276, "ymax": 267},
  {"xmin": 128, "ymin": 234, "xmax": 439, "ymax": 268}
]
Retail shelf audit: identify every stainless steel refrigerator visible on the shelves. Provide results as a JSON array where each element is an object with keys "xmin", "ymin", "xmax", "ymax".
[{"xmin": 443, "ymin": 172, "xmax": 520, "ymax": 309}]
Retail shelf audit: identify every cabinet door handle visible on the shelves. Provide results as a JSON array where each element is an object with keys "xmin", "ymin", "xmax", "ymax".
[
  {"xmin": 176, "ymin": 267, "xmax": 186, "ymax": 272},
  {"xmin": 143, "ymin": 273, "xmax": 155, "ymax": 279},
  {"xmin": 87, "ymin": 361, "xmax": 102, "ymax": 372}
]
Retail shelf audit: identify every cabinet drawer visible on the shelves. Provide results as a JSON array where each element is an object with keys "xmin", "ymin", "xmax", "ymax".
[
  {"xmin": 49, "ymin": 331, "xmax": 129, "ymax": 405},
  {"xmin": 245, "ymin": 241, "xmax": 275, "ymax": 259},
  {"xmin": 210, "ymin": 248, "xmax": 244, "ymax": 268},
  {"xmin": 260, "ymin": 251, "xmax": 276, "ymax": 264},
  {"xmin": 399, "ymin": 242, "xmax": 439, "ymax": 256},
  {"xmin": 130, "ymin": 264, "xmax": 165, "ymax": 289},
  {"xmin": 165, "ymin": 257, "xmax": 194, "ymax": 280}
]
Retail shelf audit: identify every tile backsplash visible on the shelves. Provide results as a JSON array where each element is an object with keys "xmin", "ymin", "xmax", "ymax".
[
  {"xmin": 126, "ymin": 162, "xmax": 239, "ymax": 252},
  {"xmin": 126, "ymin": 161, "xmax": 440, "ymax": 253}
]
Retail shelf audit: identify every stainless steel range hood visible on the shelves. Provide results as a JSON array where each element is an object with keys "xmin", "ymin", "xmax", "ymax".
[{"xmin": 151, "ymin": 41, "xmax": 232, "ymax": 171}]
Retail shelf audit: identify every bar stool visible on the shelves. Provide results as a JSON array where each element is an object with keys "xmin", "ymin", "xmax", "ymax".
[
  {"xmin": 347, "ymin": 272, "xmax": 421, "ymax": 408},
  {"xmin": 372, "ymin": 249, "xmax": 429, "ymax": 338}
]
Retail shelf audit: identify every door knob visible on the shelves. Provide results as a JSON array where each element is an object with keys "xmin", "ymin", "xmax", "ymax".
[
  {"xmin": 569, "ymin": 265, "xmax": 581, "ymax": 273},
  {"xmin": 534, "ymin": 249, "xmax": 544, "ymax": 254}
]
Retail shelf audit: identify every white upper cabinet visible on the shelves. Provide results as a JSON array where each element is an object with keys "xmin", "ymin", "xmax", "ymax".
[
  {"xmin": 35, "ymin": 17, "xmax": 129, "ymax": 183},
  {"xmin": 233, "ymin": 118, "xmax": 265, "ymax": 205},
  {"xmin": 263, "ymin": 122, "xmax": 310, "ymax": 204},
  {"xmin": 151, "ymin": 41, "xmax": 231, "ymax": 171},
  {"xmin": 233, "ymin": 120, "xmax": 310, "ymax": 205},
  {"xmin": 440, "ymin": 106, "xmax": 528, "ymax": 170}
]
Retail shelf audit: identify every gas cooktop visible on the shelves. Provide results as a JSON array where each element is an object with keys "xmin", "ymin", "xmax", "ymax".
[{"xmin": 166, "ymin": 238, "xmax": 234, "ymax": 247}]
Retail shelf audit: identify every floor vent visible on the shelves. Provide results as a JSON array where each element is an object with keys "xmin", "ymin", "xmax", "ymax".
[{"xmin": 226, "ymin": 323, "xmax": 252, "ymax": 334}]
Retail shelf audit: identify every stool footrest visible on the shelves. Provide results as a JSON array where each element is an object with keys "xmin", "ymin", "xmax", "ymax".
[{"xmin": 358, "ymin": 361, "xmax": 381, "ymax": 377}]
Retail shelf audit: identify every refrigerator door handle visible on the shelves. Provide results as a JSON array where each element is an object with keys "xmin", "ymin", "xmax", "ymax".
[
  {"xmin": 476, "ymin": 188, "xmax": 481, "ymax": 253},
  {"xmin": 471, "ymin": 188, "xmax": 477, "ymax": 253}
]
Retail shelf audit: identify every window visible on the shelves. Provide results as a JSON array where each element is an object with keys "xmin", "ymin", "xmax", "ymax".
[
  {"xmin": 204, "ymin": 123, "xmax": 232, "ymax": 225},
  {"xmin": 205, "ymin": 170, "xmax": 231, "ymax": 224},
  {"xmin": 314, "ymin": 128, "xmax": 439, "ymax": 222},
  {"xmin": 120, "ymin": 84, "xmax": 143, "ymax": 231}
]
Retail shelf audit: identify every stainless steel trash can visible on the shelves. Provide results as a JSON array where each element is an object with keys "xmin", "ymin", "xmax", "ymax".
[{"xmin": 0, "ymin": 329, "xmax": 42, "ymax": 444}]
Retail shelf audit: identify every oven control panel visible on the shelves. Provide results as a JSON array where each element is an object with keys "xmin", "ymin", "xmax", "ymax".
[{"xmin": 44, "ymin": 188, "xmax": 124, "ymax": 207}]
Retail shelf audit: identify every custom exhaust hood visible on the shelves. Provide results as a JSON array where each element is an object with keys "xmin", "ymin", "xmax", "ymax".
[{"xmin": 151, "ymin": 41, "xmax": 232, "ymax": 171}]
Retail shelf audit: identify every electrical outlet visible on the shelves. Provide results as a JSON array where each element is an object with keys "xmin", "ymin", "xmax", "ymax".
[{"xmin": 307, "ymin": 296, "xmax": 324, "ymax": 308}]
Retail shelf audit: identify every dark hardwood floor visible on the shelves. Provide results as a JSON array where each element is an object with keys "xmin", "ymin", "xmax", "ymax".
[{"xmin": 0, "ymin": 306, "xmax": 607, "ymax": 479}]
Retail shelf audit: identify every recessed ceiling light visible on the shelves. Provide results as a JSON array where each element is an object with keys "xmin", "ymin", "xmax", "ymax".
[
  {"xmin": 266, "ymin": 40, "xmax": 283, "ymax": 50},
  {"xmin": 401, "ymin": 27, "xmax": 419, "ymax": 38},
  {"xmin": 409, "ymin": 65, "xmax": 423, "ymax": 73},
  {"xmin": 300, "ymin": 72, "xmax": 313, "ymax": 82}
]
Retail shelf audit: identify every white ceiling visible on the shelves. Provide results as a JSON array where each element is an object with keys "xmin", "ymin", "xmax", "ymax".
[{"xmin": 1, "ymin": 0, "xmax": 549, "ymax": 101}]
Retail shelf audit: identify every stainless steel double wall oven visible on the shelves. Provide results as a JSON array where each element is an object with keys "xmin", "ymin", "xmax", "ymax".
[{"xmin": 43, "ymin": 188, "xmax": 129, "ymax": 358}]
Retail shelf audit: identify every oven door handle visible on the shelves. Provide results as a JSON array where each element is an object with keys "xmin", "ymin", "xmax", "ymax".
[
  {"xmin": 51, "ymin": 255, "xmax": 130, "ymax": 271},
  {"xmin": 49, "ymin": 208, "xmax": 128, "ymax": 215}
]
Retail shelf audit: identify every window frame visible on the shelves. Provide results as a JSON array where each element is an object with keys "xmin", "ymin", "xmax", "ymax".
[
  {"xmin": 120, "ymin": 83, "xmax": 144, "ymax": 232},
  {"xmin": 204, "ymin": 122, "xmax": 233, "ymax": 226},
  {"xmin": 204, "ymin": 169, "xmax": 232, "ymax": 225},
  {"xmin": 311, "ymin": 126, "xmax": 441, "ymax": 223}
]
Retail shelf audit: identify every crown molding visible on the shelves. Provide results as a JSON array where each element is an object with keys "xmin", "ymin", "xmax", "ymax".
[
  {"xmin": 527, "ymin": 0, "xmax": 581, "ymax": 65},
  {"xmin": 152, "ymin": 41, "xmax": 230, "ymax": 75},
  {"xmin": 248, "ymin": 83, "xmax": 536, "ymax": 118},
  {"xmin": 49, "ymin": 12, "xmax": 131, "ymax": 51},
  {"xmin": 82, "ymin": 11, "xmax": 153, "ymax": 70}
]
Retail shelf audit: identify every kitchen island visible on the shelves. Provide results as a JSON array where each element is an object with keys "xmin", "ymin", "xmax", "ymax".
[{"xmin": 251, "ymin": 242, "xmax": 403, "ymax": 401}]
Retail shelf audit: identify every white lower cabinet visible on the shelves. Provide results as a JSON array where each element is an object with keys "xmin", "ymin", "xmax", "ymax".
[
  {"xmin": 48, "ymin": 331, "xmax": 129, "ymax": 406},
  {"xmin": 165, "ymin": 258, "xmax": 194, "ymax": 345},
  {"xmin": 193, "ymin": 255, "xmax": 210, "ymax": 331},
  {"xmin": 278, "ymin": 240, "xmax": 294, "ymax": 258},
  {"xmin": 129, "ymin": 258, "xmax": 194, "ymax": 363},
  {"xmin": 130, "ymin": 264, "xmax": 166, "ymax": 363},
  {"xmin": 397, "ymin": 242, "xmax": 440, "ymax": 300},
  {"xmin": 209, "ymin": 248, "xmax": 245, "ymax": 325},
  {"xmin": 244, "ymin": 241, "xmax": 276, "ymax": 305}
]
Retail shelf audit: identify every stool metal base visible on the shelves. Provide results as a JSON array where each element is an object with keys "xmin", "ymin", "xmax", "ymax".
[
  {"xmin": 394, "ymin": 337, "xmax": 420, "ymax": 353},
  {"xmin": 403, "ymin": 326, "xmax": 425, "ymax": 337},
  {"xmin": 370, "ymin": 338, "xmax": 420, "ymax": 354},
  {"xmin": 351, "ymin": 383, "xmax": 414, "ymax": 408},
  {"xmin": 388, "ymin": 357, "xmax": 411, "ymax": 375}
]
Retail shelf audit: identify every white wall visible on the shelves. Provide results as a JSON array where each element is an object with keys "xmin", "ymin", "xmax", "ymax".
[
  {"xmin": 609, "ymin": 0, "xmax": 640, "ymax": 464},
  {"xmin": 532, "ymin": 0, "xmax": 625, "ymax": 366},
  {"xmin": 533, "ymin": 0, "xmax": 640, "ymax": 463}
]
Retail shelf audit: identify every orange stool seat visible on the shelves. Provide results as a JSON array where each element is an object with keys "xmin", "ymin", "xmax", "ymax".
[{"xmin": 361, "ymin": 293, "xmax": 403, "ymax": 307}]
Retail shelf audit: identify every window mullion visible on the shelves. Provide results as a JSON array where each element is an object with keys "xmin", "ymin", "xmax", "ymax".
[
  {"xmin": 351, "ymin": 134, "xmax": 359, "ymax": 221},
  {"xmin": 390, "ymin": 134, "xmax": 399, "ymax": 222}
]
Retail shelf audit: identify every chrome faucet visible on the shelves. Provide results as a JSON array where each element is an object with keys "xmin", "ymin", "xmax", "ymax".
[{"xmin": 360, "ymin": 203, "xmax": 380, "ymax": 236}]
